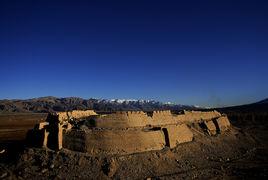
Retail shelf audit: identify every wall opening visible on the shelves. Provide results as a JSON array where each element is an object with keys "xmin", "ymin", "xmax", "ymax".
[
  {"xmin": 146, "ymin": 111, "xmax": 154, "ymax": 117},
  {"xmin": 162, "ymin": 128, "xmax": 170, "ymax": 147},
  {"xmin": 199, "ymin": 122, "xmax": 209, "ymax": 135},
  {"xmin": 212, "ymin": 119, "xmax": 220, "ymax": 134},
  {"xmin": 46, "ymin": 114, "xmax": 60, "ymax": 150},
  {"xmin": 150, "ymin": 127, "xmax": 161, "ymax": 131}
]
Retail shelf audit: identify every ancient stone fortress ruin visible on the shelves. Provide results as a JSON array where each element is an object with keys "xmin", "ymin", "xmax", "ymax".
[{"xmin": 35, "ymin": 109, "xmax": 231, "ymax": 155}]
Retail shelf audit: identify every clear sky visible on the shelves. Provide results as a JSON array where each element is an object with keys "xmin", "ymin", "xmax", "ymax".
[{"xmin": 0, "ymin": 0, "xmax": 267, "ymax": 107}]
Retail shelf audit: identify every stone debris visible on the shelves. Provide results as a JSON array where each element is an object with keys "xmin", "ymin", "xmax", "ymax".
[
  {"xmin": 41, "ymin": 168, "xmax": 48, "ymax": 173},
  {"xmin": 102, "ymin": 158, "xmax": 117, "ymax": 177},
  {"xmin": 0, "ymin": 172, "xmax": 8, "ymax": 179}
]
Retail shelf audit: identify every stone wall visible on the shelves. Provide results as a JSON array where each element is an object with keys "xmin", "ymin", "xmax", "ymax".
[
  {"xmin": 164, "ymin": 124, "xmax": 194, "ymax": 148},
  {"xmin": 175, "ymin": 110, "xmax": 221, "ymax": 123},
  {"xmin": 57, "ymin": 112, "xmax": 69, "ymax": 122},
  {"xmin": 1, "ymin": 110, "xmax": 230, "ymax": 154},
  {"xmin": 214, "ymin": 116, "xmax": 230, "ymax": 132},
  {"xmin": 63, "ymin": 130, "xmax": 87, "ymax": 152},
  {"xmin": 63, "ymin": 129, "xmax": 166, "ymax": 155},
  {"xmin": 57, "ymin": 110, "xmax": 97, "ymax": 122},
  {"xmin": 48, "ymin": 110, "xmax": 232, "ymax": 154},
  {"xmin": 94, "ymin": 111, "xmax": 149, "ymax": 128},
  {"xmin": 203, "ymin": 120, "xmax": 217, "ymax": 136},
  {"xmin": 69, "ymin": 110, "xmax": 97, "ymax": 119},
  {"xmin": 149, "ymin": 110, "xmax": 177, "ymax": 126},
  {"xmin": 92, "ymin": 110, "xmax": 222, "ymax": 128}
]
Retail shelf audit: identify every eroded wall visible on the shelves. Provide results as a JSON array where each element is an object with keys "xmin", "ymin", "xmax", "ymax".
[
  {"xmin": 164, "ymin": 124, "xmax": 194, "ymax": 148},
  {"xmin": 63, "ymin": 129, "xmax": 166, "ymax": 155},
  {"xmin": 94, "ymin": 111, "xmax": 149, "ymax": 128},
  {"xmin": 57, "ymin": 110, "xmax": 97, "ymax": 122},
  {"xmin": 214, "ymin": 116, "xmax": 230, "ymax": 132},
  {"xmin": 92, "ymin": 110, "xmax": 222, "ymax": 128},
  {"xmin": 47, "ymin": 110, "xmax": 231, "ymax": 154},
  {"xmin": 203, "ymin": 120, "xmax": 217, "ymax": 136}
]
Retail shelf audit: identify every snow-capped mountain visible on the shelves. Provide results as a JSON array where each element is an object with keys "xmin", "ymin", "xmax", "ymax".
[{"xmin": 0, "ymin": 96, "xmax": 198, "ymax": 113}]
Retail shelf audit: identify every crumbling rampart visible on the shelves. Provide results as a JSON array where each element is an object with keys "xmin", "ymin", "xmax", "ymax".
[
  {"xmin": 57, "ymin": 110, "xmax": 97, "ymax": 122},
  {"xmin": 0, "ymin": 110, "xmax": 231, "ymax": 155},
  {"xmin": 92, "ymin": 110, "xmax": 221, "ymax": 128},
  {"xmin": 63, "ymin": 129, "xmax": 165, "ymax": 155}
]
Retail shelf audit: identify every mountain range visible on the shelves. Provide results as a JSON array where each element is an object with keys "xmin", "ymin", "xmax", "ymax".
[
  {"xmin": 0, "ymin": 96, "xmax": 267, "ymax": 113},
  {"xmin": 0, "ymin": 96, "xmax": 197, "ymax": 113}
]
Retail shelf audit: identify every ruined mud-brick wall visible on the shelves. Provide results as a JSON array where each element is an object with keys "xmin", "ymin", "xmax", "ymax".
[
  {"xmin": 34, "ymin": 110, "xmax": 97, "ymax": 150},
  {"xmin": 57, "ymin": 110, "xmax": 97, "ymax": 122},
  {"xmin": 62, "ymin": 110, "xmax": 231, "ymax": 155},
  {"xmin": 92, "ymin": 111, "xmax": 149, "ymax": 128},
  {"xmin": 92, "ymin": 110, "xmax": 222, "ymax": 128},
  {"xmin": 63, "ymin": 129, "xmax": 165, "ymax": 155},
  {"xmin": 93, "ymin": 110, "xmax": 180, "ymax": 128}
]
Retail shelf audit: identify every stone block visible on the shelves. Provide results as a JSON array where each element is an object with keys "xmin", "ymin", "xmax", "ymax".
[
  {"xmin": 204, "ymin": 120, "xmax": 217, "ymax": 136},
  {"xmin": 164, "ymin": 124, "xmax": 193, "ymax": 148},
  {"xmin": 215, "ymin": 116, "xmax": 231, "ymax": 132}
]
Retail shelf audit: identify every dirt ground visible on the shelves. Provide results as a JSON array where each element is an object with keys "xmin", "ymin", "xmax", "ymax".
[{"xmin": 1, "ymin": 116, "xmax": 268, "ymax": 180}]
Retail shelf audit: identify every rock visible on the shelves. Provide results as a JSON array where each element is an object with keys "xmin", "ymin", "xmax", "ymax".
[
  {"xmin": 0, "ymin": 172, "xmax": 8, "ymax": 179},
  {"xmin": 78, "ymin": 156, "xmax": 85, "ymax": 166},
  {"xmin": 41, "ymin": 169, "xmax": 48, "ymax": 173},
  {"xmin": 17, "ymin": 176, "xmax": 24, "ymax": 180},
  {"xmin": 21, "ymin": 154, "xmax": 28, "ymax": 161},
  {"xmin": 80, "ymin": 125, "xmax": 88, "ymax": 130},
  {"xmin": 54, "ymin": 175, "xmax": 62, "ymax": 180},
  {"xmin": 28, "ymin": 148, "xmax": 34, "ymax": 155},
  {"xmin": 50, "ymin": 164, "xmax": 55, "ymax": 169},
  {"xmin": 118, "ymin": 156, "xmax": 125, "ymax": 161},
  {"xmin": 102, "ymin": 158, "xmax": 117, "ymax": 177}
]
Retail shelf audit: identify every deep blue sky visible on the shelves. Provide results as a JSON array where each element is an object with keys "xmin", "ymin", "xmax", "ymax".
[{"xmin": 0, "ymin": 0, "xmax": 267, "ymax": 107}]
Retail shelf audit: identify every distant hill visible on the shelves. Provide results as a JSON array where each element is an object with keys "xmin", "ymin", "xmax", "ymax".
[
  {"xmin": 0, "ymin": 97, "xmax": 197, "ymax": 113},
  {"xmin": 217, "ymin": 98, "xmax": 268, "ymax": 113},
  {"xmin": 255, "ymin": 98, "xmax": 268, "ymax": 105}
]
